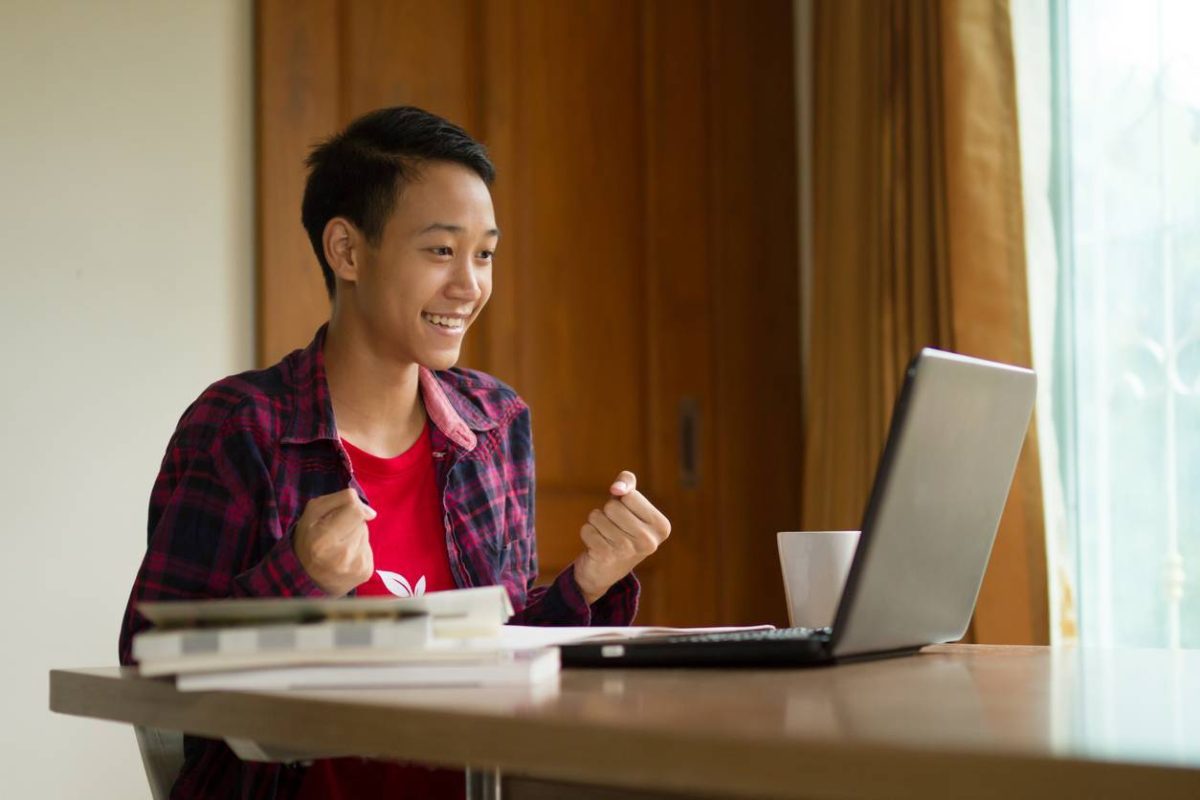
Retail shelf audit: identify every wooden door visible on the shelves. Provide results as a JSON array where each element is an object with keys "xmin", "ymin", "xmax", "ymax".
[{"xmin": 257, "ymin": 0, "xmax": 800, "ymax": 626}]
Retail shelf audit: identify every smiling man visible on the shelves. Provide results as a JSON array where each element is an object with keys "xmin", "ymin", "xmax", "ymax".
[{"xmin": 118, "ymin": 106, "xmax": 671, "ymax": 799}]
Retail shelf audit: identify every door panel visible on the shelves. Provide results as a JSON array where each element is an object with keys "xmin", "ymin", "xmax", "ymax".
[
  {"xmin": 257, "ymin": 0, "xmax": 341, "ymax": 366},
  {"xmin": 708, "ymin": 0, "xmax": 801, "ymax": 625},
  {"xmin": 638, "ymin": 0, "xmax": 720, "ymax": 625},
  {"xmin": 341, "ymin": 0, "xmax": 479, "ymax": 131},
  {"xmin": 501, "ymin": 0, "xmax": 647, "ymax": 579}
]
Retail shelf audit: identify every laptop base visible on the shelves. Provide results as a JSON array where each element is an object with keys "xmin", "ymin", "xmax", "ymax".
[{"xmin": 560, "ymin": 629, "xmax": 834, "ymax": 668}]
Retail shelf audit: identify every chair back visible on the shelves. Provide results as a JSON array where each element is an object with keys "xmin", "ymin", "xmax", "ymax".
[{"xmin": 134, "ymin": 726, "xmax": 185, "ymax": 799}]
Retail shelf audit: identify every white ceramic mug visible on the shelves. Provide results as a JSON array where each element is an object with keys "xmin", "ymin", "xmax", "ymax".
[{"xmin": 776, "ymin": 531, "xmax": 860, "ymax": 628}]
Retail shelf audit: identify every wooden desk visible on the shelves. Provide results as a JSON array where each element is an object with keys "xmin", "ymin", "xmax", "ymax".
[{"xmin": 50, "ymin": 645, "xmax": 1200, "ymax": 799}]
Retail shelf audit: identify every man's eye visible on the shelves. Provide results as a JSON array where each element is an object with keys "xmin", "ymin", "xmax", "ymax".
[
  {"xmin": 478, "ymin": 250, "xmax": 495, "ymax": 261},
  {"xmin": 430, "ymin": 246, "xmax": 453, "ymax": 257}
]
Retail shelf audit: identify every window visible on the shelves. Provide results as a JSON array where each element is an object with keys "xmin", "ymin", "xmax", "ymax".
[{"xmin": 1016, "ymin": 0, "xmax": 1200, "ymax": 648}]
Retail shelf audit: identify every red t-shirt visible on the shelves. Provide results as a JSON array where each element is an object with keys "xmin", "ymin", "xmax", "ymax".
[
  {"xmin": 297, "ymin": 423, "xmax": 464, "ymax": 800},
  {"xmin": 344, "ymin": 423, "xmax": 457, "ymax": 599}
]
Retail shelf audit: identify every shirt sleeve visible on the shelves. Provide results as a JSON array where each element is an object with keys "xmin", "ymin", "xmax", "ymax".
[
  {"xmin": 510, "ymin": 564, "xmax": 640, "ymax": 626},
  {"xmin": 118, "ymin": 414, "xmax": 323, "ymax": 665},
  {"xmin": 501, "ymin": 406, "xmax": 641, "ymax": 626}
]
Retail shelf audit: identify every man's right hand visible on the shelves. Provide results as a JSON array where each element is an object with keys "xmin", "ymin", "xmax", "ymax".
[{"xmin": 292, "ymin": 488, "xmax": 376, "ymax": 597}]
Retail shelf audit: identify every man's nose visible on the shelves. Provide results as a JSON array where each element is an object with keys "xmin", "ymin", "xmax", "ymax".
[{"xmin": 448, "ymin": 256, "xmax": 483, "ymax": 299}]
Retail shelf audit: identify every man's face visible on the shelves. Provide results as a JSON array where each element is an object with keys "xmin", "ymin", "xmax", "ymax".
[{"xmin": 347, "ymin": 160, "xmax": 497, "ymax": 370}]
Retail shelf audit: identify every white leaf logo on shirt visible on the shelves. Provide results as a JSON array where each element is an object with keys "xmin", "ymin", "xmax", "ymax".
[{"xmin": 377, "ymin": 570, "xmax": 426, "ymax": 597}]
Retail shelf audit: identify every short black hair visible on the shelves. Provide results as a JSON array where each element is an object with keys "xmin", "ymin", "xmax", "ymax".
[{"xmin": 301, "ymin": 106, "xmax": 495, "ymax": 297}]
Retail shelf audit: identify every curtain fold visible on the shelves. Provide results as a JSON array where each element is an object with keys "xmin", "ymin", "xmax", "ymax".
[{"xmin": 805, "ymin": 0, "xmax": 1049, "ymax": 644}]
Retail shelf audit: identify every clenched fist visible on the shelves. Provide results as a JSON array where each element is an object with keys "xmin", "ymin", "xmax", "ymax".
[
  {"xmin": 293, "ymin": 488, "xmax": 376, "ymax": 597},
  {"xmin": 573, "ymin": 471, "xmax": 671, "ymax": 604}
]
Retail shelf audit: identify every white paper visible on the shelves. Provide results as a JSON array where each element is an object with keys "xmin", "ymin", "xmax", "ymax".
[{"xmin": 481, "ymin": 624, "xmax": 775, "ymax": 651}]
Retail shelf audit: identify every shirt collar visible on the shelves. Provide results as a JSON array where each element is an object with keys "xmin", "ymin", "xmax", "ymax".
[{"xmin": 281, "ymin": 324, "xmax": 493, "ymax": 452}]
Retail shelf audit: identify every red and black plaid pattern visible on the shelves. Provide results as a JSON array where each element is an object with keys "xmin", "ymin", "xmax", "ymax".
[{"xmin": 118, "ymin": 324, "xmax": 638, "ymax": 798}]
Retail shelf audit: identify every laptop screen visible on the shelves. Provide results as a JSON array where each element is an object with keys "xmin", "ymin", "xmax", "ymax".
[{"xmin": 829, "ymin": 349, "xmax": 1036, "ymax": 658}]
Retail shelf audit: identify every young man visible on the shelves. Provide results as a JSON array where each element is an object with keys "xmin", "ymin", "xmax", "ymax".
[{"xmin": 118, "ymin": 106, "xmax": 671, "ymax": 798}]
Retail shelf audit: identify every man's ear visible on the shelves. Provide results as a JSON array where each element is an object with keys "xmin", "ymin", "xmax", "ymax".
[{"xmin": 323, "ymin": 217, "xmax": 364, "ymax": 285}]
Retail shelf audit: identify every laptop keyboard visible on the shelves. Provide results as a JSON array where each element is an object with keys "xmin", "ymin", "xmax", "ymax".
[
  {"xmin": 652, "ymin": 627, "xmax": 831, "ymax": 645},
  {"xmin": 559, "ymin": 625, "xmax": 837, "ymax": 667}
]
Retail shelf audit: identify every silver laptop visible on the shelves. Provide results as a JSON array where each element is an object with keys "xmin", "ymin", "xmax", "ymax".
[{"xmin": 559, "ymin": 348, "xmax": 1037, "ymax": 667}]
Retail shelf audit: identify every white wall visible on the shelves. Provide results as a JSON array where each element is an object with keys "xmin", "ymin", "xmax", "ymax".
[{"xmin": 0, "ymin": 1, "xmax": 253, "ymax": 795}]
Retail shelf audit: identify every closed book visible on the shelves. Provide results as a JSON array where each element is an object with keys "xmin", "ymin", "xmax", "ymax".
[
  {"xmin": 137, "ymin": 584, "xmax": 513, "ymax": 639},
  {"xmin": 175, "ymin": 647, "xmax": 560, "ymax": 692},
  {"xmin": 134, "ymin": 615, "xmax": 434, "ymax": 677}
]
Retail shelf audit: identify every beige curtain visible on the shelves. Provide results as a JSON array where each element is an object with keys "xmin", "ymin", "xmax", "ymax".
[{"xmin": 805, "ymin": 0, "xmax": 1048, "ymax": 644}]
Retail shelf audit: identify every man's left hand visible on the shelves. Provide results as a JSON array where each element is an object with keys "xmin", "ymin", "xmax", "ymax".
[{"xmin": 572, "ymin": 470, "xmax": 671, "ymax": 604}]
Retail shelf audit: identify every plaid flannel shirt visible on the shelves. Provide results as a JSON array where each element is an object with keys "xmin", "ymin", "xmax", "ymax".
[{"xmin": 118, "ymin": 324, "xmax": 638, "ymax": 799}]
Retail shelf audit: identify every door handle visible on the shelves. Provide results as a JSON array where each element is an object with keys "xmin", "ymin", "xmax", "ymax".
[{"xmin": 679, "ymin": 397, "xmax": 700, "ymax": 489}]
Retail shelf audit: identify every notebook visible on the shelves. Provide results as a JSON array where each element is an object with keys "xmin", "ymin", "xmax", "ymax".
[
  {"xmin": 559, "ymin": 348, "xmax": 1036, "ymax": 667},
  {"xmin": 176, "ymin": 646, "xmax": 560, "ymax": 692}
]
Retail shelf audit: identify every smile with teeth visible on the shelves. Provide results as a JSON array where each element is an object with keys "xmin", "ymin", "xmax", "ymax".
[{"xmin": 422, "ymin": 312, "xmax": 467, "ymax": 331}]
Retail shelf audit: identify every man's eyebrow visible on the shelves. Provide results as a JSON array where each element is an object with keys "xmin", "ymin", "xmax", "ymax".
[{"xmin": 416, "ymin": 222, "xmax": 501, "ymax": 238}]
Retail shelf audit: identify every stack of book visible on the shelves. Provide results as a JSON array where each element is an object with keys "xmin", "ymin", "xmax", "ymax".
[{"xmin": 133, "ymin": 585, "xmax": 559, "ymax": 692}]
